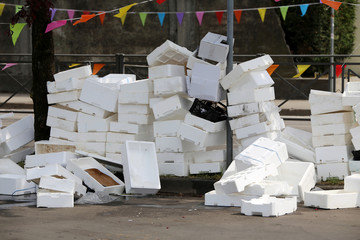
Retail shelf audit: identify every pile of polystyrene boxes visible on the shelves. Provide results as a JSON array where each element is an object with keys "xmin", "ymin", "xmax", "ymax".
[
  {"xmin": 205, "ymin": 137, "xmax": 317, "ymax": 217},
  {"xmin": 309, "ymin": 90, "xmax": 354, "ymax": 181}
]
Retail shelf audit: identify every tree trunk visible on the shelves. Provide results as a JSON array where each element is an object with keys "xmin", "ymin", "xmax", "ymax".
[{"xmin": 31, "ymin": 2, "xmax": 55, "ymax": 141}]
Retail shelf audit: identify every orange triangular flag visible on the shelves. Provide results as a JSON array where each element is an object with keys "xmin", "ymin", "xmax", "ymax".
[
  {"xmin": 234, "ymin": 10, "xmax": 242, "ymax": 24},
  {"xmin": 267, "ymin": 65, "xmax": 279, "ymax": 76},
  {"xmin": 93, "ymin": 64, "xmax": 105, "ymax": 75},
  {"xmin": 73, "ymin": 14, "xmax": 96, "ymax": 26},
  {"xmin": 321, "ymin": 0, "xmax": 342, "ymax": 10},
  {"xmin": 215, "ymin": 11, "xmax": 224, "ymax": 25},
  {"xmin": 98, "ymin": 12, "xmax": 105, "ymax": 25}
]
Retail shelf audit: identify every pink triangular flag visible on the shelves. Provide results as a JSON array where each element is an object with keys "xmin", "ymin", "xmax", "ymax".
[
  {"xmin": 2, "ymin": 63, "xmax": 17, "ymax": 71},
  {"xmin": 176, "ymin": 12, "xmax": 184, "ymax": 25},
  {"xmin": 196, "ymin": 11, "xmax": 204, "ymax": 25},
  {"xmin": 45, "ymin": 20, "xmax": 67, "ymax": 33},
  {"xmin": 67, "ymin": 10, "xmax": 75, "ymax": 23}
]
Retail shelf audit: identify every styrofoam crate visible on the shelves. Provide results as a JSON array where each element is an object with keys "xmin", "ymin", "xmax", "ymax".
[
  {"xmin": 204, "ymin": 190, "xmax": 257, "ymax": 207},
  {"xmin": 59, "ymin": 100, "xmax": 112, "ymax": 119},
  {"xmin": 37, "ymin": 189, "xmax": 74, "ymax": 208},
  {"xmin": 316, "ymin": 162, "xmax": 350, "ymax": 181},
  {"xmin": 119, "ymin": 78, "xmax": 153, "ymax": 92},
  {"xmin": 191, "ymin": 149, "xmax": 226, "ymax": 164},
  {"xmin": 0, "ymin": 158, "xmax": 26, "ymax": 175},
  {"xmin": 101, "ymin": 74, "xmax": 136, "ymax": 85},
  {"xmin": 153, "ymin": 120, "xmax": 182, "ymax": 137},
  {"xmin": 198, "ymin": 32, "xmax": 230, "ymax": 63},
  {"xmin": 149, "ymin": 97, "xmax": 166, "ymax": 109},
  {"xmin": 229, "ymin": 114, "xmax": 260, "ymax": 130},
  {"xmin": 105, "ymin": 142, "xmax": 124, "ymax": 154},
  {"xmin": 315, "ymin": 145, "xmax": 353, "ymax": 164},
  {"xmin": 352, "ymin": 137, "xmax": 360, "ymax": 150},
  {"xmin": 0, "ymin": 115, "xmax": 33, "ymax": 143},
  {"xmin": 353, "ymin": 102, "xmax": 360, "ymax": 114},
  {"xmin": 227, "ymin": 102, "xmax": 260, "ymax": 118},
  {"xmin": 76, "ymin": 142, "xmax": 106, "ymax": 156},
  {"xmin": 106, "ymin": 132, "xmax": 153, "ymax": 143},
  {"xmin": 183, "ymin": 113, "xmax": 226, "ymax": 133},
  {"xmin": 350, "ymin": 124, "xmax": 360, "ymax": 137},
  {"xmin": 312, "ymin": 123, "xmax": 353, "ymax": 137},
  {"xmin": 118, "ymin": 104, "xmax": 150, "ymax": 115},
  {"xmin": 177, "ymin": 123, "xmax": 226, "ymax": 147},
  {"xmin": 304, "ymin": 190, "xmax": 359, "ymax": 209},
  {"xmin": 276, "ymin": 136, "xmax": 315, "ymax": 163},
  {"xmin": 35, "ymin": 140, "xmax": 76, "ymax": 154},
  {"xmin": 118, "ymin": 91, "xmax": 153, "ymax": 105},
  {"xmin": 110, "ymin": 122, "xmax": 151, "ymax": 135},
  {"xmin": 242, "ymin": 180, "xmax": 293, "ymax": 197},
  {"xmin": 49, "ymin": 137, "xmax": 74, "ymax": 145},
  {"xmin": 147, "ymin": 40, "xmax": 192, "ymax": 67},
  {"xmin": 241, "ymin": 196, "xmax": 297, "ymax": 217},
  {"xmin": 47, "ymin": 77, "xmax": 85, "ymax": 93},
  {"xmin": 49, "ymin": 127, "xmax": 76, "ymax": 142},
  {"xmin": 117, "ymin": 113, "xmax": 154, "ymax": 125},
  {"xmin": 0, "ymin": 128, "xmax": 34, "ymax": 155},
  {"xmin": 3, "ymin": 147, "xmax": 34, "ymax": 164},
  {"xmin": 39, "ymin": 175, "xmax": 75, "ymax": 194},
  {"xmin": 153, "ymin": 76, "xmax": 187, "ymax": 96},
  {"xmin": 25, "ymin": 151, "xmax": 78, "ymax": 168},
  {"xmin": 342, "ymin": 94, "xmax": 360, "ymax": 106},
  {"xmin": 189, "ymin": 162, "xmax": 225, "ymax": 174},
  {"xmin": 311, "ymin": 111, "xmax": 355, "ymax": 126},
  {"xmin": 309, "ymin": 90, "xmax": 352, "ymax": 115},
  {"xmin": 122, "ymin": 141, "xmax": 160, "ymax": 194},
  {"xmin": 312, "ymin": 134, "xmax": 352, "ymax": 148},
  {"xmin": 77, "ymin": 132, "xmax": 108, "ymax": 143},
  {"xmin": 344, "ymin": 174, "xmax": 360, "ymax": 192},
  {"xmin": 228, "ymin": 87, "xmax": 275, "ymax": 106},
  {"xmin": 0, "ymin": 174, "xmax": 36, "ymax": 195},
  {"xmin": 53, "ymin": 65, "xmax": 92, "ymax": 82},
  {"xmin": 157, "ymin": 152, "xmax": 192, "ymax": 163},
  {"xmin": 240, "ymin": 131, "xmax": 280, "ymax": 149},
  {"xmin": 47, "ymin": 90, "xmax": 80, "ymax": 105},
  {"xmin": 77, "ymin": 112, "xmax": 117, "ymax": 133},
  {"xmin": 149, "ymin": 64, "xmax": 185, "ymax": 79},
  {"xmin": 46, "ymin": 116, "xmax": 77, "ymax": 132},
  {"xmin": 152, "ymin": 95, "xmax": 192, "ymax": 121},
  {"xmin": 235, "ymin": 122, "xmax": 270, "ymax": 140},
  {"xmin": 229, "ymin": 70, "xmax": 274, "ymax": 92},
  {"xmin": 155, "ymin": 137, "xmax": 203, "ymax": 153},
  {"xmin": 349, "ymin": 160, "xmax": 360, "ymax": 173},
  {"xmin": 158, "ymin": 162, "xmax": 189, "ymax": 177},
  {"xmin": 220, "ymin": 55, "xmax": 274, "ymax": 90},
  {"xmin": 186, "ymin": 54, "xmax": 212, "ymax": 70},
  {"xmin": 66, "ymin": 157, "xmax": 125, "ymax": 195},
  {"xmin": 48, "ymin": 105, "xmax": 78, "ymax": 122},
  {"xmin": 280, "ymin": 127, "xmax": 313, "ymax": 151}
]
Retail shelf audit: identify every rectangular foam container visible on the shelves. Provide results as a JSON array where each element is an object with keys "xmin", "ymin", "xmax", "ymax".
[
  {"xmin": 105, "ymin": 142, "xmax": 123, "ymax": 154},
  {"xmin": 0, "ymin": 115, "xmax": 34, "ymax": 143},
  {"xmin": 198, "ymin": 32, "xmax": 229, "ymax": 63},
  {"xmin": 117, "ymin": 113, "xmax": 154, "ymax": 125},
  {"xmin": 153, "ymin": 120, "xmax": 182, "ymax": 137},
  {"xmin": 158, "ymin": 162, "xmax": 189, "ymax": 177},
  {"xmin": 277, "ymin": 136, "xmax": 316, "ymax": 163},
  {"xmin": 47, "ymin": 77, "xmax": 85, "ymax": 93},
  {"xmin": 344, "ymin": 174, "xmax": 360, "ymax": 192},
  {"xmin": 310, "ymin": 111, "xmax": 354, "ymax": 126},
  {"xmin": 75, "ymin": 142, "xmax": 106, "ymax": 156},
  {"xmin": 53, "ymin": 65, "xmax": 92, "ymax": 82},
  {"xmin": 349, "ymin": 160, "xmax": 360, "ymax": 174},
  {"xmin": 189, "ymin": 162, "xmax": 225, "ymax": 174},
  {"xmin": 77, "ymin": 113, "xmax": 116, "ymax": 133},
  {"xmin": 352, "ymin": 137, "xmax": 360, "ymax": 150},
  {"xmin": 228, "ymin": 70, "xmax": 274, "ymax": 92},
  {"xmin": 26, "ymin": 164, "xmax": 82, "ymax": 185},
  {"xmin": 48, "ymin": 105, "xmax": 78, "ymax": 122},
  {"xmin": 186, "ymin": 54, "xmax": 212, "ymax": 70},
  {"xmin": 240, "ymin": 131, "xmax": 280, "ymax": 149},
  {"xmin": 309, "ymin": 90, "xmax": 352, "ymax": 115},
  {"xmin": 235, "ymin": 122, "xmax": 270, "ymax": 140},
  {"xmin": 242, "ymin": 180, "xmax": 293, "ymax": 197},
  {"xmin": 315, "ymin": 145, "xmax": 353, "ymax": 164},
  {"xmin": 184, "ymin": 113, "xmax": 226, "ymax": 133},
  {"xmin": 148, "ymin": 64, "xmax": 185, "ymax": 79},
  {"xmin": 0, "ymin": 128, "xmax": 34, "ymax": 155},
  {"xmin": 227, "ymin": 102, "xmax": 260, "ymax": 118},
  {"xmin": 37, "ymin": 189, "xmax": 74, "ymax": 208},
  {"xmin": 47, "ymin": 90, "xmax": 81, "ymax": 105},
  {"xmin": 3, "ymin": 147, "xmax": 34, "ymax": 164},
  {"xmin": 312, "ymin": 123, "xmax": 353, "ymax": 137},
  {"xmin": 153, "ymin": 76, "xmax": 187, "ymax": 96},
  {"xmin": 312, "ymin": 134, "xmax": 352, "ymax": 148},
  {"xmin": 228, "ymin": 87, "xmax": 275, "ymax": 106},
  {"xmin": 59, "ymin": 100, "xmax": 112, "ymax": 119},
  {"xmin": 241, "ymin": 196, "xmax": 297, "ymax": 217},
  {"xmin": 118, "ymin": 104, "xmax": 151, "ymax": 115},
  {"xmin": 25, "ymin": 151, "xmax": 78, "ymax": 168},
  {"xmin": 35, "ymin": 140, "xmax": 76, "ymax": 154},
  {"xmin": 304, "ymin": 190, "xmax": 359, "ymax": 209},
  {"xmin": 106, "ymin": 132, "xmax": 153, "ymax": 143},
  {"xmin": 152, "ymin": 95, "xmax": 192, "ymax": 121},
  {"xmin": 155, "ymin": 137, "xmax": 203, "ymax": 153},
  {"xmin": 118, "ymin": 91, "xmax": 153, "ymax": 105},
  {"xmin": 0, "ymin": 174, "xmax": 36, "ymax": 195},
  {"xmin": 204, "ymin": 190, "xmax": 256, "ymax": 207},
  {"xmin": 229, "ymin": 114, "xmax": 260, "ymax": 130},
  {"xmin": 50, "ymin": 127, "xmax": 77, "ymax": 142},
  {"xmin": 46, "ymin": 116, "xmax": 77, "ymax": 132},
  {"xmin": 190, "ymin": 149, "xmax": 226, "ymax": 164},
  {"xmin": 120, "ymin": 79, "xmax": 153, "ymax": 93},
  {"xmin": 39, "ymin": 175, "xmax": 75, "ymax": 194},
  {"xmin": 316, "ymin": 162, "xmax": 350, "ymax": 181},
  {"xmin": 110, "ymin": 122, "xmax": 151, "ymax": 135}
]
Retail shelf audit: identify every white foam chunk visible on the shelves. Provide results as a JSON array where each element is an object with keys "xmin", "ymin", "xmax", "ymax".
[
  {"xmin": 153, "ymin": 76, "xmax": 187, "ymax": 96},
  {"xmin": 309, "ymin": 90, "xmax": 352, "ymax": 115},
  {"xmin": 53, "ymin": 65, "xmax": 92, "ymax": 82},
  {"xmin": 315, "ymin": 145, "xmax": 353, "ymax": 164},
  {"xmin": 304, "ymin": 190, "xmax": 360, "ymax": 209},
  {"xmin": 198, "ymin": 32, "xmax": 230, "ymax": 63},
  {"xmin": 0, "ymin": 174, "xmax": 36, "ymax": 195},
  {"xmin": 204, "ymin": 190, "xmax": 257, "ymax": 207},
  {"xmin": 37, "ymin": 189, "xmax": 74, "ymax": 208},
  {"xmin": 39, "ymin": 175, "xmax": 75, "ymax": 194},
  {"xmin": 25, "ymin": 151, "xmax": 78, "ymax": 168},
  {"xmin": 316, "ymin": 162, "xmax": 350, "ymax": 181},
  {"xmin": 228, "ymin": 87, "xmax": 275, "ymax": 106},
  {"xmin": 152, "ymin": 95, "xmax": 192, "ymax": 121},
  {"xmin": 148, "ymin": 64, "xmax": 185, "ymax": 79},
  {"xmin": 241, "ymin": 196, "xmax": 297, "ymax": 217}
]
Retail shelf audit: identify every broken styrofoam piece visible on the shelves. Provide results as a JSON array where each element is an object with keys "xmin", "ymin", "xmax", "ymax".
[
  {"xmin": 204, "ymin": 190, "xmax": 257, "ymax": 207},
  {"xmin": 153, "ymin": 120, "xmax": 182, "ymax": 137},
  {"xmin": 47, "ymin": 90, "xmax": 81, "ymax": 105},
  {"xmin": 155, "ymin": 137, "xmax": 203, "ymax": 153},
  {"xmin": 220, "ymin": 55, "xmax": 273, "ymax": 90},
  {"xmin": 47, "ymin": 77, "xmax": 85, "ymax": 94},
  {"xmin": 48, "ymin": 105, "xmax": 78, "ymax": 122},
  {"xmin": 312, "ymin": 123, "xmax": 353, "ymax": 137},
  {"xmin": 147, "ymin": 40, "xmax": 192, "ymax": 67},
  {"xmin": 0, "ymin": 115, "xmax": 34, "ymax": 143},
  {"xmin": 309, "ymin": 90, "xmax": 352, "ymax": 115},
  {"xmin": 184, "ymin": 113, "xmax": 226, "ymax": 133},
  {"xmin": 198, "ymin": 32, "xmax": 231, "ymax": 63},
  {"xmin": 191, "ymin": 149, "xmax": 226, "ymax": 164},
  {"xmin": 35, "ymin": 140, "xmax": 76, "ymax": 154},
  {"xmin": 59, "ymin": 100, "xmax": 112, "ymax": 119},
  {"xmin": 25, "ymin": 151, "xmax": 78, "ymax": 168},
  {"xmin": 304, "ymin": 190, "xmax": 359, "ymax": 209},
  {"xmin": 227, "ymin": 102, "xmax": 260, "ymax": 118},
  {"xmin": 148, "ymin": 64, "xmax": 185, "ymax": 79},
  {"xmin": 229, "ymin": 70, "xmax": 274, "ymax": 92},
  {"xmin": 37, "ymin": 189, "xmax": 74, "ymax": 208},
  {"xmin": 46, "ymin": 116, "xmax": 77, "ymax": 132},
  {"xmin": 118, "ymin": 104, "xmax": 151, "ymax": 115},
  {"xmin": 315, "ymin": 145, "xmax": 353, "ymax": 164},
  {"xmin": 152, "ymin": 95, "xmax": 193, "ymax": 121},
  {"xmin": 153, "ymin": 76, "xmax": 187, "ymax": 96},
  {"xmin": 189, "ymin": 162, "xmax": 225, "ymax": 174},
  {"xmin": 119, "ymin": 79, "xmax": 153, "ymax": 93},
  {"xmin": 241, "ymin": 180, "xmax": 293, "ymax": 197},
  {"xmin": 4, "ymin": 147, "xmax": 34, "ymax": 164},
  {"xmin": 117, "ymin": 113, "xmax": 154, "ymax": 125},
  {"xmin": 66, "ymin": 157, "xmax": 125, "ymax": 195},
  {"xmin": 39, "ymin": 175, "xmax": 75, "ymax": 194},
  {"xmin": 344, "ymin": 174, "xmax": 360, "ymax": 192},
  {"xmin": 276, "ymin": 136, "xmax": 316, "ymax": 163},
  {"xmin": 316, "ymin": 162, "xmax": 350, "ymax": 181},
  {"xmin": 0, "ymin": 174, "xmax": 36, "ymax": 195},
  {"xmin": 229, "ymin": 114, "xmax": 260, "ymax": 130},
  {"xmin": 312, "ymin": 134, "xmax": 352, "ymax": 148},
  {"xmin": 227, "ymin": 87, "xmax": 275, "ymax": 106},
  {"xmin": 53, "ymin": 65, "xmax": 92, "ymax": 82},
  {"xmin": 110, "ymin": 122, "xmax": 151, "ymax": 135},
  {"xmin": 122, "ymin": 141, "xmax": 160, "ymax": 194},
  {"xmin": 241, "ymin": 196, "xmax": 297, "ymax": 217},
  {"xmin": 311, "ymin": 111, "xmax": 355, "ymax": 127},
  {"xmin": 0, "ymin": 158, "xmax": 25, "ymax": 175}
]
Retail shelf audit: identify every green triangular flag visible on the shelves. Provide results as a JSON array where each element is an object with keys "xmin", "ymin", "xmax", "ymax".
[
  {"xmin": 280, "ymin": 6, "xmax": 289, "ymax": 21},
  {"xmin": 15, "ymin": 5, "xmax": 22, "ymax": 14},
  {"xmin": 10, "ymin": 23, "xmax": 26, "ymax": 46},
  {"xmin": 139, "ymin": 12, "xmax": 147, "ymax": 26}
]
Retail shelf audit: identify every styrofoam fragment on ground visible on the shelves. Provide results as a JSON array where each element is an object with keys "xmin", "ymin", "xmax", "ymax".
[
  {"xmin": 66, "ymin": 157, "xmax": 125, "ymax": 195},
  {"xmin": 59, "ymin": 100, "xmax": 112, "ymax": 119},
  {"xmin": 47, "ymin": 77, "xmax": 85, "ymax": 93},
  {"xmin": 148, "ymin": 64, "xmax": 185, "ymax": 79},
  {"xmin": 191, "ymin": 149, "xmax": 226, "ymax": 164},
  {"xmin": 117, "ymin": 113, "xmax": 154, "ymax": 125},
  {"xmin": 4, "ymin": 147, "xmax": 34, "ymax": 164},
  {"xmin": 315, "ymin": 145, "xmax": 353, "ymax": 164},
  {"xmin": 39, "ymin": 175, "xmax": 75, "ymax": 194},
  {"xmin": 304, "ymin": 190, "xmax": 359, "ymax": 209},
  {"xmin": 118, "ymin": 104, "xmax": 150, "ymax": 115},
  {"xmin": 312, "ymin": 134, "xmax": 351, "ymax": 148},
  {"xmin": 48, "ymin": 105, "xmax": 78, "ymax": 122},
  {"xmin": 153, "ymin": 120, "xmax": 182, "ymax": 137},
  {"xmin": 204, "ymin": 190, "xmax": 257, "ymax": 207},
  {"xmin": 155, "ymin": 137, "xmax": 203, "ymax": 153},
  {"xmin": 198, "ymin": 32, "xmax": 230, "ymax": 63},
  {"xmin": 0, "ymin": 115, "xmax": 34, "ymax": 143},
  {"xmin": 46, "ymin": 116, "xmax": 77, "ymax": 132},
  {"xmin": 229, "ymin": 114, "xmax": 260, "ymax": 130},
  {"xmin": 227, "ymin": 102, "xmax": 260, "ymax": 118},
  {"xmin": 241, "ymin": 196, "xmax": 297, "ymax": 217},
  {"xmin": 316, "ymin": 162, "xmax": 349, "ymax": 181},
  {"xmin": 312, "ymin": 123, "xmax": 353, "ymax": 137},
  {"xmin": 184, "ymin": 113, "xmax": 225, "ymax": 133},
  {"xmin": 277, "ymin": 136, "xmax": 315, "ymax": 163},
  {"xmin": 153, "ymin": 76, "xmax": 187, "ymax": 97},
  {"xmin": 152, "ymin": 95, "xmax": 192, "ymax": 121},
  {"xmin": 53, "ymin": 65, "xmax": 92, "ymax": 82},
  {"xmin": 0, "ymin": 158, "xmax": 26, "ymax": 175},
  {"xmin": 189, "ymin": 162, "xmax": 225, "ymax": 174},
  {"xmin": 25, "ymin": 151, "xmax": 78, "ymax": 168},
  {"xmin": 110, "ymin": 121, "xmax": 151, "ymax": 134},
  {"xmin": 0, "ymin": 174, "xmax": 36, "ymax": 195},
  {"xmin": 118, "ymin": 91, "xmax": 153, "ymax": 105},
  {"xmin": 37, "ymin": 189, "xmax": 74, "ymax": 208},
  {"xmin": 311, "ymin": 111, "xmax": 355, "ymax": 127},
  {"xmin": 229, "ymin": 70, "xmax": 274, "ymax": 92},
  {"xmin": 344, "ymin": 174, "xmax": 360, "ymax": 192},
  {"xmin": 122, "ymin": 141, "xmax": 160, "ymax": 194},
  {"xmin": 309, "ymin": 90, "xmax": 352, "ymax": 115},
  {"xmin": 242, "ymin": 180, "xmax": 293, "ymax": 197},
  {"xmin": 228, "ymin": 87, "xmax": 275, "ymax": 106},
  {"xmin": 75, "ymin": 142, "xmax": 106, "ymax": 156},
  {"xmin": 0, "ymin": 128, "xmax": 34, "ymax": 155},
  {"xmin": 240, "ymin": 131, "xmax": 280, "ymax": 149},
  {"xmin": 349, "ymin": 160, "xmax": 360, "ymax": 173},
  {"xmin": 47, "ymin": 90, "xmax": 80, "ymax": 104},
  {"xmin": 220, "ymin": 55, "xmax": 273, "ymax": 90},
  {"xmin": 77, "ymin": 112, "xmax": 116, "ymax": 133}
]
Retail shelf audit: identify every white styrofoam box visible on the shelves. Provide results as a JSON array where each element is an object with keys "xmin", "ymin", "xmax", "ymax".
[
  {"xmin": 53, "ymin": 65, "xmax": 92, "ymax": 82},
  {"xmin": 49, "ymin": 137, "xmax": 74, "ymax": 145},
  {"xmin": 37, "ymin": 189, "xmax": 74, "ymax": 208},
  {"xmin": 311, "ymin": 111, "xmax": 355, "ymax": 127},
  {"xmin": 241, "ymin": 196, "xmax": 297, "ymax": 217},
  {"xmin": 227, "ymin": 102, "xmax": 260, "ymax": 118},
  {"xmin": 101, "ymin": 74, "xmax": 136, "ymax": 86},
  {"xmin": 59, "ymin": 100, "xmax": 112, "ymax": 119},
  {"xmin": 240, "ymin": 131, "xmax": 280, "ymax": 149},
  {"xmin": 315, "ymin": 145, "xmax": 353, "ymax": 164},
  {"xmin": 350, "ymin": 124, "xmax": 360, "ymax": 137},
  {"xmin": 47, "ymin": 77, "xmax": 85, "ymax": 93},
  {"xmin": 352, "ymin": 137, "xmax": 360, "ymax": 150},
  {"xmin": 152, "ymin": 95, "xmax": 192, "ymax": 121},
  {"xmin": 342, "ymin": 94, "xmax": 360, "ymax": 106},
  {"xmin": 312, "ymin": 123, "xmax": 353, "ymax": 137},
  {"xmin": 75, "ymin": 142, "xmax": 106, "ymax": 156},
  {"xmin": 316, "ymin": 162, "xmax": 350, "ymax": 181},
  {"xmin": 349, "ymin": 160, "xmax": 360, "ymax": 173},
  {"xmin": 118, "ymin": 91, "xmax": 153, "ymax": 105},
  {"xmin": 188, "ymin": 63, "xmax": 223, "ymax": 102},
  {"xmin": 229, "ymin": 70, "xmax": 274, "ymax": 92},
  {"xmin": 220, "ymin": 55, "xmax": 274, "ymax": 90},
  {"xmin": 204, "ymin": 190, "xmax": 257, "ymax": 207},
  {"xmin": 191, "ymin": 149, "xmax": 226, "ymax": 164},
  {"xmin": 0, "ymin": 128, "xmax": 34, "ymax": 155},
  {"xmin": 0, "ymin": 112, "xmax": 14, "ymax": 119},
  {"xmin": 105, "ymin": 142, "xmax": 124, "ymax": 154},
  {"xmin": 4, "ymin": 147, "xmax": 34, "ymax": 164},
  {"xmin": 25, "ymin": 151, "xmax": 78, "ymax": 168},
  {"xmin": 47, "ymin": 90, "xmax": 80, "ymax": 105},
  {"xmin": 153, "ymin": 76, "xmax": 187, "ymax": 96},
  {"xmin": 149, "ymin": 97, "xmax": 166, "ymax": 109},
  {"xmin": 0, "ymin": 115, "xmax": 33, "ymax": 143},
  {"xmin": 106, "ymin": 131, "xmax": 153, "ymax": 143},
  {"xmin": 153, "ymin": 120, "xmax": 182, "ymax": 137},
  {"xmin": 242, "ymin": 180, "xmax": 293, "ymax": 197},
  {"xmin": 229, "ymin": 114, "xmax": 260, "ymax": 130},
  {"xmin": 198, "ymin": 32, "xmax": 230, "ymax": 63},
  {"xmin": 312, "ymin": 134, "xmax": 351, "ymax": 148},
  {"xmin": 66, "ymin": 157, "xmax": 125, "ymax": 195},
  {"xmin": 158, "ymin": 162, "xmax": 189, "ymax": 176},
  {"xmin": 186, "ymin": 54, "xmax": 212, "ymax": 70},
  {"xmin": 304, "ymin": 190, "xmax": 359, "ymax": 209},
  {"xmin": 309, "ymin": 90, "xmax": 352, "ymax": 115},
  {"xmin": 0, "ymin": 158, "xmax": 25, "ymax": 175},
  {"xmin": 76, "ymin": 132, "xmax": 107, "ymax": 143},
  {"xmin": 105, "ymin": 153, "xmax": 122, "ymax": 164},
  {"xmin": 77, "ymin": 112, "xmax": 116, "ymax": 133},
  {"xmin": 39, "ymin": 175, "xmax": 75, "ymax": 194},
  {"xmin": 147, "ymin": 40, "xmax": 192, "ymax": 67},
  {"xmin": 46, "ymin": 116, "xmax": 77, "ymax": 132},
  {"xmin": 184, "ymin": 113, "xmax": 226, "ymax": 133},
  {"xmin": 110, "ymin": 122, "xmax": 151, "ymax": 135},
  {"xmin": 189, "ymin": 162, "xmax": 225, "ymax": 174},
  {"xmin": 277, "ymin": 136, "xmax": 316, "ymax": 163},
  {"xmin": 235, "ymin": 137, "xmax": 288, "ymax": 168},
  {"xmin": 157, "ymin": 152, "xmax": 192, "ymax": 164},
  {"xmin": 228, "ymin": 87, "xmax": 275, "ymax": 106},
  {"xmin": 149, "ymin": 64, "xmax": 185, "ymax": 79},
  {"xmin": 177, "ymin": 123, "xmax": 226, "ymax": 147},
  {"xmin": 0, "ymin": 174, "xmax": 36, "ymax": 195},
  {"xmin": 122, "ymin": 141, "xmax": 160, "ymax": 194},
  {"xmin": 344, "ymin": 174, "xmax": 360, "ymax": 192},
  {"xmin": 280, "ymin": 127, "xmax": 313, "ymax": 151},
  {"xmin": 118, "ymin": 104, "xmax": 150, "ymax": 115},
  {"xmin": 35, "ymin": 140, "xmax": 76, "ymax": 154},
  {"xmin": 117, "ymin": 113, "xmax": 154, "ymax": 125},
  {"xmin": 48, "ymin": 105, "xmax": 78, "ymax": 122},
  {"xmin": 119, "ymin": 78, "xmax": 153, "ymax": 93},
  {"xmin": 353, "ymin": 101, "xmax": 360, "ymax": 114},
  {"xmin": 235, "ymin": 122, "xmax": 271, "ymax": 140},
  {"xmin": 155, "ymin": 137, "xmax": 203, "ymax": 153}
]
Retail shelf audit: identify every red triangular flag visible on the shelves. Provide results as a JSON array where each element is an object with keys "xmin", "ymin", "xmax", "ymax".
[
  {"xmin": 83, "ymin": 11, "xmax": 90, "ymax": 15},
  {"xmin": 93, "ymin": 64, "xmax": 105, "ymax": 75},
  {"xmin": 321, "ymin": 0, "xmax": 342, "ymax": 11},
  {"xmin": 336, "ymin": 64, "xmax": 346, "ymax": 77},
  {"xmin": 215, "ymin": 11, "xmax": 224, "ymax": 25},
  {"xmin": 157, "ymin": 0, "xmax": 166, "ymax": 4},
  {"xmin": 98, "ymin": 12, "xmax": 105, "ymax": 25},
  {"xmin": 234, "ymin": 10, "xmax": 242, "ymax": 24}
]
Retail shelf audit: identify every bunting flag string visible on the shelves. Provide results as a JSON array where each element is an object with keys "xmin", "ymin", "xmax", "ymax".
[
  {"xmin": 215, "ymin": 11, "xmax": 223, "ymax": 25},
  {"xmin": 280, "ymin": 6, "xmax": 288, "ymax": 21},
  {"xmin": 98, "ymin": 12, "xmax": 106, "ymax": 25},
  {"xmin": 158, "ymin": 12, "xmax": 165, "ymax": 26},
  {"xmin": 69, "ymin": 63, "xmax": 81, "ymax": 68},
  {"xmin": 267, "ymin": 64, "xmax": 279, "ymax": 76},
  {"xmin": 73, "ymin": 14, "xmax": 96, "ymax": 26},
  {"xmin": 139, "ymin": 12, "xmax": 147, "ymax": 26},
  {"xmin": 336, "ymin": 64, "xmax": 346, "ymax": 77},
  {"xmin": 234, "ymin": 10, "xmax": 242, "ymax": 24},
  {"xmin": 67, "ymin": 10, "xmax": 75, "ymax": 23},
  {"xmin": 92, "ymin": 64, "xmax": 105, "ymax": 75},
  {"xmin": 10, "ymin": 23, "xmax": 26, "ymax": 46},
  {"xmin": 0, "ymin": 3, "xmax": 5, "ymax": 16},
  {"xmin": 300, "ymin": 4, "xmax": 309, "ymax": 16},
  {"xmin": 321, "ymin": 0, "xmax": 342, "ymax": 10},
  {"xmin": 292, "ymin": 65, "xmax": 311, "ymax": 78},
  {"xmin": 258, "ymin": 8, "xmax": 266, "ymax": 23},
  {"xmin": 50, "ymin": 8, "xmax": 57, "ymax": 21},
  {"xmin": 1, "ymin": 63, "xmax": 17, "ymax": 71},
  {"xmin": 196, "ymin": 11, "xmax": 204, "ymax": 25},
  {"xmin": 45, "ymin": 20, "xmax": 67, "ymax": 33},
  {"xmin": 176, "ymin": 12, "xmax": 184, "ymax": 25},
  {"xmin": 15, "ymin": 5, "xmax": 22, "ymax": 14}
]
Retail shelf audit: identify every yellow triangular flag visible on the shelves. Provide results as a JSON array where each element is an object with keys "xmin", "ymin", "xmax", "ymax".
[
  {"xmin": 292, "ymin": 65, "xmax": 311, "ymax": 78},
  {"xmin": 258, "ymin": 8, "xmax": 266, "ymax": 22},
  {"xmin": 0, "ymin": 3, "xmax": 5, "ymax": 16},
  {"xmin": 114, "ymin": 3, "xmax": 137, "ymax": 19},
  {"xmin": 69, "ymin": 63, "xmax": 80, "ymax": 68}
]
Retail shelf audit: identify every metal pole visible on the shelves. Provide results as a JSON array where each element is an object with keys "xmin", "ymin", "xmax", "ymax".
[
  {"xmin": 226, "ymin": 0, "xmax": 234, "ymax": 167},
  {"xmin": 330, "ymin": 8, "xmax": 335, "ymax": 92}
]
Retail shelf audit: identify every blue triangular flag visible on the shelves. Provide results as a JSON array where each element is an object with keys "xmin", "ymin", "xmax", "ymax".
[
  {"xmin": 300, "ymin": 4, "xmax": 309, "ymax": 16},
  {"xmin": 158, "ymin": 12, "xmax": 166, "ymax": 26}
]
